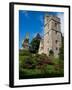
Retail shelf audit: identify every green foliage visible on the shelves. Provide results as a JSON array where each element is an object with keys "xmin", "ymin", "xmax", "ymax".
[
  {"xmin": 58, "ymin": 36, "xmax": 64, "ymax": 76},
  {"xmin": 19, "ymin": 49, "xmax": 31, "ymax": 56},
  {"xmin": 46, "ymin": 65, "xmax": 55, "ymax": 73},
  {"xmin": 19, "ymin": 49, "xmax": 64, "ymax": 79},
  {"xmin": 29, "ymin": 38, "xmax": 40, "ymax": 53},
  {"xmin": 52, "ymin": 57, "xmax": 60, "ymax": 64},
  {"xmin": 49, "ymin": 50, "xmax": 54, "ymax": 56}
]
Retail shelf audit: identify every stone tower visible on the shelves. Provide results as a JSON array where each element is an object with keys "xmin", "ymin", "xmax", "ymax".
[
  {"xmin": 22, "ymin": 32, "xmax": 29, "ymax": 50},
  {"xmin": 43, "ymin": 15, "xmax": 62, "ymax": 56},
  {"xmin": 38, "ymin": 15, "xmax": 62, "ymax": 57}
]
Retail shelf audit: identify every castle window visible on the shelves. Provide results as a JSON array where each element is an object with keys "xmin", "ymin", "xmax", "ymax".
[
  {"xmin": 55, "ymin": 40, "xmax": 58, "ymax": 44},
  {"xmin": 55, "ymin": 22, "xmax": 57, "ymax": 27},
  {"xmin": 54, "ymin": 22, "xmax": 57, "ymax": 30},
  {"xmin": 56, "ymin": 47, "xmax": 58, "ymax": 50},
  {"xmin": 56, "ymin": 31, "xmax": 57, "ymax": 34}
]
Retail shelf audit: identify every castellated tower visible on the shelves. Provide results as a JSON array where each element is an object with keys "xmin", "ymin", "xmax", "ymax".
[
  {"xmin": 39, "ymin": 15, "xmax": 62, "ymax": 57},
  {"xmin": 22, "ymin": 32, "xmax": 29, "ymax": 50}
]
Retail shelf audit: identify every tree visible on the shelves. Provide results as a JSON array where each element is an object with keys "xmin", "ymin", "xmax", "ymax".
[
  {"xmin": 29, "ymin": 33, "xmax": 41, "ymax": 53},
  {"xmin": 29, "ymin": 38, "xmax": 40, "ymax": 53},
  {"xmin": 58, "ymin": 36, "xmax": 64, "ymax": 76},
  {"xmin": 49, "ymin": 50, "xmax": 54, "ymax": 56}
]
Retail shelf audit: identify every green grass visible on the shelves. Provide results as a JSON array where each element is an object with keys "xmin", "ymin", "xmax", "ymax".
[{"xmin": 19, "ymin": 50, "xmax": 64, "ymax": 79}]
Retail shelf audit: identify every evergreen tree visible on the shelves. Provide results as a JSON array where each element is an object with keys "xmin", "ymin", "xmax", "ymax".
[{"xmin": 29, "ymin": 33, "xmax": 41, "ymax": 53}]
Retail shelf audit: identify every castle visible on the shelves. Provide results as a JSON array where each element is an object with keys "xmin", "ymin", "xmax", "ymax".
[
  {"xmin": 38, "ymin": 15, "xmax": 62, "ymax": 57},
  {"xmin": 21, "ymin": 15, "xmax": 62, "ymax": 57}
]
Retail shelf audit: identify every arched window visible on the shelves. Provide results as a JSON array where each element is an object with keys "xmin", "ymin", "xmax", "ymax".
[
  {"xmin": 55, "ymin": 40, "xmax": 58, "ymax": 44},
  {"xmin": 55, "ymin": 22, "xmax": 57, "ymax": 27},
  {"xmin": 54, "ymin": 22, "xmax": 57, "ymax": 30},
  {"xmin": 56, "ymin": 31, "xmax": 57, "ymax": 34},
  {"xmin": 56, "ymin": 47, "xmax": 58, "ymax": 50}
]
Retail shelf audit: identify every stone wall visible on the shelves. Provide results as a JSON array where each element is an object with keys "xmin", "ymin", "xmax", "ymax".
[{"xmin": 38, "ymin": 15, "xmax": 62, "ymax": 57}]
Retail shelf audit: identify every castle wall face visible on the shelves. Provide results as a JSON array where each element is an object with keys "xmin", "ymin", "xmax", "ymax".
[
  {"xmin": 38, "ymin": 39, "xmax": 44, "ymax": 54},
  {"xmin": 38, "ymin": 15, "xmax": 62, "ymax": 57}
]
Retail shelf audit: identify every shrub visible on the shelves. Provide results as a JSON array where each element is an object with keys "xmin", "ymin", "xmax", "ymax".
[
  {"xmin": 20, "ymin": 55, "xmax": 38, "ymax": 69},
  {"xmin": 49, "ymin": 50, "xmax": 54, "ymax": 56},
  {"xmin": 19, "ymin": 49, "xmax": 32, "ymax": 56}
]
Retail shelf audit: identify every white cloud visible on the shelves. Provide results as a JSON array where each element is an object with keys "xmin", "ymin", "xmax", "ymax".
[{"xmin": 22, "ymin": 11, "xmax": 29, "ymax": 18}]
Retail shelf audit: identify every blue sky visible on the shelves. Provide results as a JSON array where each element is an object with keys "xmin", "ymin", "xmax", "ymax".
[{"xmin": 19, "ymin": 10, "xmax": 64, "ymax": 48}]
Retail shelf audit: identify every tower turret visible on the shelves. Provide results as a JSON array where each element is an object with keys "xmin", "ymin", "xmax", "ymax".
[{"xmin": 22, "ymin": 32, "xmax": 29, "ymax": 50}]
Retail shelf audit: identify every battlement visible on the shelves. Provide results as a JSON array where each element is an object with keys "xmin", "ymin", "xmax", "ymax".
[{"xmin": 47, "ymin": 16, "xmax": 60, "ymax": 23}]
